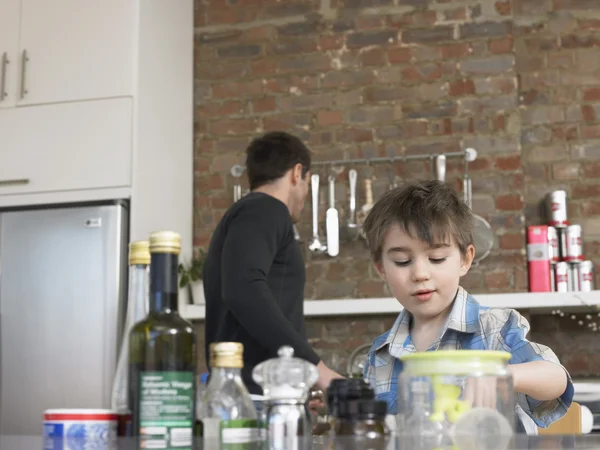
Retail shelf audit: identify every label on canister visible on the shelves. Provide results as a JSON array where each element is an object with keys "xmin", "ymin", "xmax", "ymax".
[
  {"xmin": 548, "ymin": 226, "xmax": 559, "ymax": 263},
  {"xmin": 565, "ymin": 225, "xmax": 584, "ymax": 262},
  {"xmin": 555, "ymin": 262, "xmax": 569, "ymax": 293},
  {"xmin": 547, "ymin": 190, "xmax": 569, "ymax": 227},
  {"xmin": 43, "ymin": 409, "xmax": 117, "ymax": 450},
  {"xmin": 579, "ymin": 260, "xmax": 595, "ymax": 292}
]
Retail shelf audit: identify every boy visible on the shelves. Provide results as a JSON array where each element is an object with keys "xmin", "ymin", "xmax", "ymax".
[{"xmin": 362, "ymin": 180, "xmax": 573, "ymax": 432}]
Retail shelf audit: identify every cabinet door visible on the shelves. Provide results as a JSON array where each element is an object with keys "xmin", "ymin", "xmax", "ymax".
[
  {"xmin": 0, "ymin": 98, "xmax": 132, "ymax": 195},
  {"xmin": 17, "ymin": 0, "xmax": 134, "ymax": 106},
  {"xmin": 0, "ymin": 0, "xmax": 20, "ymax": 108}
]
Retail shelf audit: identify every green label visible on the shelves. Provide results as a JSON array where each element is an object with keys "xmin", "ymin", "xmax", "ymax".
[
  {"xmin": 140, "ymin": 371, "xmax": 194, "ymax": 449},
  {"xmin": 221, "ymin": 419, "xmax": 260, "ymax": 446}
]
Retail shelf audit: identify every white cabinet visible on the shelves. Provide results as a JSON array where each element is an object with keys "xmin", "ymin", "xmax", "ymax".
[
  {"xmin": 0, "ymin": 98, "xmax": 132, "ymax": 195},
  {"xmin": 0, "ymin": 0, "xmax": 21, "ymax": 108},
  {"xmin": 1, "ymin": 0, "xmax": 134, "ymax": 107}
]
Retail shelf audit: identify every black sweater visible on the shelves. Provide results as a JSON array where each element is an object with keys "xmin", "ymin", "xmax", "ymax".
[{"xmin": 203, "ymin": 192, "xmax": 320, "ymax": 394}]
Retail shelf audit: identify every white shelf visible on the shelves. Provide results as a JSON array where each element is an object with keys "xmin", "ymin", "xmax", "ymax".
[{"xmin": 181, "ymin": 291, "xmax": 600, "ymax": 320}]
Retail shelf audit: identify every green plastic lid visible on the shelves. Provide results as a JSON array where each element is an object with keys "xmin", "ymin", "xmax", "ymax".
[{"xmin": 399, "ymin": 350, "xmax": 512, "ymax": 376}]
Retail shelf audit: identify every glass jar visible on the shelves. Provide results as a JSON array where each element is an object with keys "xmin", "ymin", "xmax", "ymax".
[
  {"xmin": 398, "ymin": 350, "xmax": 515, "ymax": 450},
  {"xmin": 331, "ymin": 399, "xmax": 391, "ymax": 450}
]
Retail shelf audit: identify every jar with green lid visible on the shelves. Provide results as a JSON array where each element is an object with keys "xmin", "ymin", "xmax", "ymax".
[
  {"xmin": 330, "ymin": 399, "xmax": 390, "ymax": 450},
  {"xmin": 397, "ymin": 350, "xmax": 515, "ymax": 450}
]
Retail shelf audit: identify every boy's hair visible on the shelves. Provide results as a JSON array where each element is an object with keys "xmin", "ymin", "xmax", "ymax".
[
  {"xmin": 245, "ymin": 131, "xmax": 311, "ymax": 190},
  {"xmin": 363, "ymin": 180, "xmax": 474, "ymax": 262}
]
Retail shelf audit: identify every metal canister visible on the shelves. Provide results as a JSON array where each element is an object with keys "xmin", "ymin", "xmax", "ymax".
[
  {"xmin": 568, "ymin": 263, "xmax": 578, "ymax": 291},
  {"xmin": 555, "ymin": 262, "xmax": 569, "ymax": 292},
  {"xmin": 550, "ymin": 263, "xmax": 556, "ymax": 292},
  {"xmin": 548, "ymin": 226, "xmax": 560, "ymax": 263},
  {"xmin": 547, "ymin": 190, "xmax": 569, "ymax": 227},
  {"xmin": 557, "ymin": 227, "xmax": 568, "ymax": 261},
  {"xmin": 578, "ymin": 260, "xmax": 595, "ymax": 292},
  {"xmin": 565, "ymin": 224, "xmax": 584, "ymax": 262}
]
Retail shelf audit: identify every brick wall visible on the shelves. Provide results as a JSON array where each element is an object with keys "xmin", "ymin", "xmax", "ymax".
[{"xmin": 193, "ymin": 0, "xmax": 600, "ymax": 376}]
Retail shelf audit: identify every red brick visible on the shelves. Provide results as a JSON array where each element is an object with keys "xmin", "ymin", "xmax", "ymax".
[
  {"xmin": 196, "ymin": 174, "xmax": 224, "ymax": 190},
  {"xmin": 583, "ymin": 162, "xmax": 600, "ymax": 178},
  {"xmin": 495, "ymin": 1, "xmax": 511, "ymax": 15},
  {"xmin": 242, "ymin": 25, "xmax": 275, "ymax": 41},
  {"xmin": 210, "ymin": 118, "xmax": 259, "ymax": 135},
  {"xmin": 572, "ymin": 184, "xmax": 600, "ymax": 199},
  {"xmin": 552, "ymin": 162, "xmax": 581, "ymax": 180},
  {"xmin": 195, "ymin": 158, "xmax": 210, "ymax": 173},
  {"xmin": 580, "ymin": 19, "xmax": 600, "ymax": 30},
  {"xmin": 449, "ymin": 79, "xmax": 475, "ymax": 97},
  {"xmin": 319, "ymin": 35, "xmax": 344, "ymax": 50},
  {"xmin": 582, "ymin": 105, "xmax": 596, "ymax": 122},
  {"xmin": 489, "ymin": 37, "xmax": 513, "ymax": 54},
  {"xmin": 583, "ymin": 88, "xmax": 600, "ymax": 101},
  {"xmin": 496, "ymin": 195, "xmax": 523, "ymax": 211},
  {"xmin": 357, "ymin": 280, "xmax": 386, "ymax": 298},
  {"xmin": 317, "ymin": 110, "xmax": 343, "ymax": 127},
  {"xmin": 469, "ymin": 156, "xmax": 492, "ymax": 171},
  {"xmin": 581, "ymin": 200, "xmax": 600, "ymax": 216},
  {"xmin": 441, "ymin": 43, "xmax": 471, "ymax": 59},
  {"xmin": 250, "ymin": 59, "xmax": 278, "ymax": 76},
  {"xmin": 387, "ymin": 47, "xmax": 412, "ymax": 64},
  {"xmin": 213, "ymin": 80, "xmax": 263, "ymax": 99},
  {"xmin": 211, "ymin": 153, "xmax": 241, "ymax": 172},
  {"xmin": 207, "ymin": 8, "xmax": 257, "ymax": 25},
  {"xmin": 359, "ymin": 48, "xmax": 386, "ymax": 66},
  {"xmin": 354, "ymin": 15, "xmax": 386, "ymax": 30},
  {"xmin": 252, "ymin": 97, "xmax": 277, "ymax": 113},
  {"xmin": 493, "ymin": 114, "xmax": 507, "ymax": 131},
  {"xmin": 485, "ymin": 271, "xmax": 510, "ymax": 290},
  {"xmin": 582, "ymin": 124, "xmax": 600, "ymax": 139},
  {"xmin": 335, "ymin": 128, "xmax": 374, "ymax": 143},
  {"xmin": 552, "ymin": 125, "xmax": 578, "ymax": 141},
  {"xmin": 499, "ymin": 233, "xmax": 524, "ymax": 250},
  {"xmin": 444, "ymin": 7, "xmax": 467, "ymax": 21},
  {"xmin": 402, "ymin": 64, "xmax": 442, "ymax": 82},
  {"xmin": 495, "ymin": 154, "xmax": 521, "ymax": 170},
  {"xmin": 195, "ymin": 101, "xmax": 246, "ymax": 119}
]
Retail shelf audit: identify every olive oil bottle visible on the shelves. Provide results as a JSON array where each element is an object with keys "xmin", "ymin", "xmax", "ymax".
[{"xmin": 129, "ymin": 231, "xmax": 197, "ymax": 449}]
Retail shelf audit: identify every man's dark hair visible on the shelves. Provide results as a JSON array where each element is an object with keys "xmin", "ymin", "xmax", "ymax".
[
  {"xmin": 363, "ymin": 180, "xmax": 474, "ymax": 263},
  {"xmin": 245, "ymin": 132, "xmax": 311, "ymax": 190}
]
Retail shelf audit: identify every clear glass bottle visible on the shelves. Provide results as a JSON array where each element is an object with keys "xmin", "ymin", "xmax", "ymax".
[
  {"xmin": 110, "ymin": 240, "xmax": 150, "ymax": 437},
  {"xmin": 200, "ymin": 342, "xmax": 260, "ymax": 448}
]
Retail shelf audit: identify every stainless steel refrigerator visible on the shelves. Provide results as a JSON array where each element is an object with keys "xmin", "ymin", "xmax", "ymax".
[{"xmin": 0, "ymin": 202, "xmax": 129, "ymax": 435}]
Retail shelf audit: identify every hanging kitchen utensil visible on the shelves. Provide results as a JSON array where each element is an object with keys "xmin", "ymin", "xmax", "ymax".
[
  {"xmin": 386, "ymin": 163, "xmax": 399, "ymax": 191},
  {"xmin": 346, "ymin": 343, "xmax": 372, "ymax": 378},
  {"xmin": 230, "ymin": 164, "xmax": 244, "ymax": 203},
  {"xmin": 357, "ymin": 176, "xmax": 374, "ymax": 240},
  {"xmin": 347, "ymin": 169, "xmax": 360, "ymax": 239},
  {"xmin": 435, "ymin": 154, "xmax": 446, "ymax": 183},
  {"xmin": 464, "ymin": 160, "xmax": 493, "ymax": 264},
  {"xmin": 326, "ymin": 175, "xmax": 339, "ymax": 257},
  {"xmin": 293, "ymin": 224, "xmax": 301, "ymax": 242},
  {"xmin": 308, "ymin": 173, "xmax": 327, "ymax": 253}
]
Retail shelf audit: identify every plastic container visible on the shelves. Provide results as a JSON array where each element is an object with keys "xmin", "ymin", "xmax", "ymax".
[
  {"xmin": 43, "ymin": 409, "xmax": 117, "ymax": 450},
  {"xmin": 397, "ymin": 350, "xmax": 515, "ymax": 450}
]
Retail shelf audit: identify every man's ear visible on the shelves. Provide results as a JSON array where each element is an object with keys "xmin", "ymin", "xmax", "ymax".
[
  {"xmin": 374, "ymin": 261, "xmax": 386, "ymax": 281},
  {"xmin": 460, "ymin": 244, "xmax": 475, "ymax": 276},
  {"xmin": 291, "ymin": 163, "xmax": 303, "ymax": 185}
]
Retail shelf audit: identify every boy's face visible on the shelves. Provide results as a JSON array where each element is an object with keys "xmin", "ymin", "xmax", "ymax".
[{"xmin": 374, "ymin": 223, "xmax": 475, "ymax": 323}]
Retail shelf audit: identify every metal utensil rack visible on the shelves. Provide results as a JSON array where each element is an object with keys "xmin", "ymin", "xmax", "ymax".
[{"xmin": 230, "ymin": 148, "xmax": 478, "ymax": 178}]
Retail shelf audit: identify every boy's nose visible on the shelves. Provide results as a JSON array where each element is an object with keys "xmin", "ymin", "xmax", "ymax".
[{"xmin": 411, "ymin": 259, "xmax": 431, "ymax": 282}]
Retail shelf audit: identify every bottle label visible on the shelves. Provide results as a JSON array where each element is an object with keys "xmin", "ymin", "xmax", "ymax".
[
  {"xmin": 220, "ymin": 419, "xmax": 260, "ymax": 443},
  {"xmin": 139, "ymin": 371, "xmax": 194, "ymax": 449}
]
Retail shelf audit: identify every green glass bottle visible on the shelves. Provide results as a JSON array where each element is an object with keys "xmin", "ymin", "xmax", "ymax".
[{"xmin": 129, "ymin": 231, "xmax": 197, "ymax": 449}]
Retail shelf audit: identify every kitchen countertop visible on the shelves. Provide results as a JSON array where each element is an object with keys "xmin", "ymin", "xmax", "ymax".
[{"xmin": 3, "ymin": 434, "xmax": 600, "ymax": 450}]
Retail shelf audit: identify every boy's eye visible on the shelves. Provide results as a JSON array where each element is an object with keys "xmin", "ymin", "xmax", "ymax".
[
  {"xmin": 393, "ymin": 260, "xmax": 410, "ymax": 267},
  {"xmin": 430, "ymin": 258, "xmax": 446, "ymax": 264}
]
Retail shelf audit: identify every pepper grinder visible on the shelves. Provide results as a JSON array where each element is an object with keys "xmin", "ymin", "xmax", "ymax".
[{"xmin": 252, "ymin": 346, "xmax": 319, "ymax": 450}]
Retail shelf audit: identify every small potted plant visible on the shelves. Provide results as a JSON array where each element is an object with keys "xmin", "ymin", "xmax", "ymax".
[{"xmin": 178, "ymin": 248, "xmax": 206, "ymax": 305}]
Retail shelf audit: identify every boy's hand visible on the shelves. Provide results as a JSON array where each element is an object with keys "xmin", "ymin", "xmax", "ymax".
[{"xmin": 464, "ymin": 376, "xmax": 498, "ymax": 409}]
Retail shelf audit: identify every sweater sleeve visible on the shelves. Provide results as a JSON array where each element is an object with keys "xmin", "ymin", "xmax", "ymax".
[{"xmin": 220, "ymin": 201, "xmax": 320, "ymax": 365}]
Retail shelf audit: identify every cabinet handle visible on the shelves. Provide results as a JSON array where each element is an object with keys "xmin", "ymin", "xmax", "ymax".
[
  {"xmin": 20, "ymin": 49, "xmax": 28, "ymax": 99},
  {"xmin": 0, "ymin": 179, "xmax": 30, "ymax": 187},
  {"xmin": 1, "ymin": 52, "xmax": 8, "ymax": 101}
]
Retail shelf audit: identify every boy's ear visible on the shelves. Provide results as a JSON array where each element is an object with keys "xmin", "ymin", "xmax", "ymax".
[
  {"xmin": 373, "ymin": 261, "xmax": 386, "ymax": 281},
  {"xmin": 291, "ymin": 163, "xmax": 304, "ymax": 185},
  {"xmin": 460, "ymin": 244, "xmax": 476, "ymax": 276}
]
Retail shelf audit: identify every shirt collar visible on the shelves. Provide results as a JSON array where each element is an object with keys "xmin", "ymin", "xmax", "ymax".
[{"xmin": 372, "ymin": 286, "xmax": 482, "ymax": 356}]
